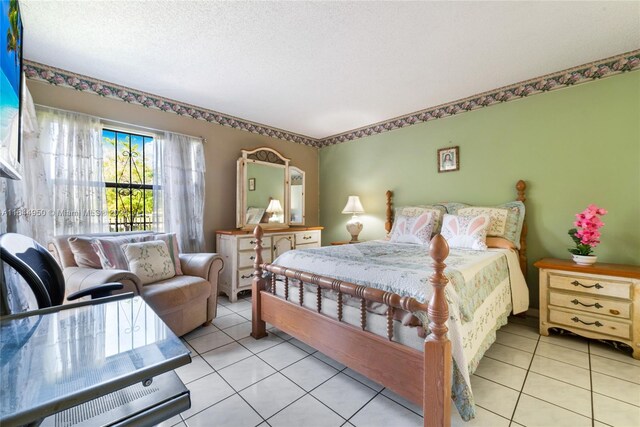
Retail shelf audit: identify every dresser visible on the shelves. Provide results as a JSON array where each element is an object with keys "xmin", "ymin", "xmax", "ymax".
[
  {"xmin": 216, "ymin": 227, "xmax": 323, "ymax": 302},
  {"xmin": 535, "ymin": 258, "xmax": 640, "ymax": 359}
]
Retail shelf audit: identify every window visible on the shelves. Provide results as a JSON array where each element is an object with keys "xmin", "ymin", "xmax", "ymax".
[{"xmin": 102, "ymin": 128, "xmax": 157, "ymax": 231}]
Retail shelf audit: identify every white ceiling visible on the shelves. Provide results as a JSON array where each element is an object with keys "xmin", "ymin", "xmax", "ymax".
[{"xmin": 21, "ymin": 1, "xmax": 640, "ymax": 139}]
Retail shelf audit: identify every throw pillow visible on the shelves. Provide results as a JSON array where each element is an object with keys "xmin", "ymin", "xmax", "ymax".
[
  {"xmin": 68, "ymin": 237, "xmax": 102, "ymax": 269},
  {"xmin": 441, "ymin": 214, "xmax": 490, "ymax": 250},
  {"xmin": 150, "ymin": 233, "xmax": 183, "ymax": 275},
  {"xmin": 93, "ymin": 235, "xmax": 148, "ymax": 270},
  {"xmin": 121, "ymin": 240, "xmax": 176, "ymax": 285},
  {"xmin": 390, "ymin": 211, "xmax": 434, "ymax": 245}
]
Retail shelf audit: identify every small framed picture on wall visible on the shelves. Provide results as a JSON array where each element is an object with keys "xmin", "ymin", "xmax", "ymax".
[
  {"xmin": 248, "ymin": 178, "xmax": 256, "ymax": 191},
  {"xmin": 437, "ymin": 146, "xmax": 459, "ymax": 173}
]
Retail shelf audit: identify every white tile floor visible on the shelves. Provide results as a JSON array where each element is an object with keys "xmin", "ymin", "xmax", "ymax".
[{"xmin": 161, "ymin": 293, "xmax": 640, "ymax": 427}]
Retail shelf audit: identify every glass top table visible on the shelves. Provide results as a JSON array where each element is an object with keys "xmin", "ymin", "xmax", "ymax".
[{"xmin": 0, "ymin": 294, "xmax": 191, "ymax": 426}]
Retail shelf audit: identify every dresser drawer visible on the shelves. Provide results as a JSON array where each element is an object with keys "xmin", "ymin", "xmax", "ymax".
[
  {"xmin": 549, "ymin": 273, "xmax": 632, "ymax": 300},
  {"xmin": 295, "ymin": 231, "xmax": 319, "ymax": 245},
  {"xmin": 238, "ymin": 249, "xmax": 272, "ymax": 269},
  {"xmin": 238, "ymin": 236, "xmax": 272, "ymax": 251},
  {"xmin": 549, "ymin": 308, "xmax": 631, "ymax": 340},
  {"xmin": 549, "ymin": 291, "xmax": 631, "ymax": 319},
  {"xmin": 238, "ymin": 268, "xmax": 256, "ymax": 288}
]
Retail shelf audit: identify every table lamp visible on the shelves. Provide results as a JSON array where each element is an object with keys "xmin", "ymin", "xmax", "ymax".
[
  {"xmin": 342, "ymin": 195, "xmax": 365, "ymax": 242},
  {"xmin": 266, "ymin": 199, "xmax": 284, "ymax": 223}
]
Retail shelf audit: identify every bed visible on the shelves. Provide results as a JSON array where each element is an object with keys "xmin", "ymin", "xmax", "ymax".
[{"xmin": 249, "ymin": 180, "xmax": 529, "ymax": 427}]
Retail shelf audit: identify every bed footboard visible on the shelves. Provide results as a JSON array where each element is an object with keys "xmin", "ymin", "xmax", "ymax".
[{"xmin": 250, "ymin": 226, "xmax": 452, "ymax": 427}]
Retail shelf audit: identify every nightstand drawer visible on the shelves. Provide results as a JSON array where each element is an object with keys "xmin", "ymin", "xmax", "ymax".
[
  {"xmin": 238, "ymin": 236, "xmax": 272, "ymax": 251},
  {"xmin": 549, "ymin": 308, "xmax": 631, "ymax": 340},
  {"xmin": 238, "ymin": 250, "xmax": 272, "ymax": 269},
  {"xmin": 549, "ymin": 291, "xmax": 631, "ymax": 319},
  {"xmin": 549, "ymin": 273, "xmax": 632, "ymax": 300},
  {"xmin": 295, "ymin": 231, "xmax": 319, "ymax": 245}
]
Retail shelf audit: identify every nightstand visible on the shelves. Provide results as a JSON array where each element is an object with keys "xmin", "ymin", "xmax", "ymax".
[
  {"xmin": 330, "ymin": 241, "xmax": 363, "ymax": 246},
  {"xmin": 535, "ymin": 258, "xmax": 640, "ymax": 359}
]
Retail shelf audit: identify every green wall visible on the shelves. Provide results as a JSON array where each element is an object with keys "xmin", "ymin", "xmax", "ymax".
[{"xmin": 319, "ymin": 71, "xmax": 640, "ymax": 307}]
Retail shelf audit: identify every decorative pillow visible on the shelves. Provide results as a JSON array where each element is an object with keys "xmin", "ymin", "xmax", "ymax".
[
  {"xmin": 150, "ymin": 233, "xmax": 183, "ymax": 275},
  {"xmin": 414, "ymin": 205, "xmax": 448, "ymax": 234},
  {"xmin": 121, "ymin": 241, "xmax": 176, "ymax": 285},
  {"xmin": 392, "ymin": 206, "xmax": 445, "ymax": 236},
  {"xmin": 441, "ymin": 214, "xmax": 490, "ymax": 250},
  {"xmin": 68, "ymin": 237, "xmax": 102, "ymax": 269},
  {"xmin": 390, "ymin": 211, "xmax": 434, "ymax": 245},
  {"xmin": 456, "ymin": 201, "xmax": 525, "ymax": 248},
  {"xmin": 93, "ymin": 235, "xmax": 149, "ymax": 270}
]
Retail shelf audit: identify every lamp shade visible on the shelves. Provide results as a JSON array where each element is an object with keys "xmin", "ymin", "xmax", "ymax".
[
  {"xmin": 342, "ymin": 196, "xmax": 365, "ymax": 214},
  {"xmin": 266, "ymin": 199, "xmax": 283, "ymax": 214}
]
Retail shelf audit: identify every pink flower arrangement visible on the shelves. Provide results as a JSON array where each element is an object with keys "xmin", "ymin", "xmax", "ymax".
[{"xmin": 568, "ymin": 205, "xmax": 607, "ymax": 256}]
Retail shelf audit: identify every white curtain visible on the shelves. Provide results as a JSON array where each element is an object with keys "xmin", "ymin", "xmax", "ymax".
[
  {"xmin": 37, "ymin": 107, "xmax": 106, "ymax": 236},
  {"xmin": 154, "ymin": 132, "xmax": 205, "ymax": 252},
  {"xmin": 1, "ymin": 102, "xmax": 106, "ymax": 242}
]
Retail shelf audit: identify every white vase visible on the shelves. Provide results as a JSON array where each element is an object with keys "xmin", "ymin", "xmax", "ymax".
[{"xmin": 572, "ymin": 254, "xmax": 597, "ymax": 265}]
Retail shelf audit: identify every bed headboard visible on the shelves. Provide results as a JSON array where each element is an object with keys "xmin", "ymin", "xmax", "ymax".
[{"xmin": 384, "ymin": 180, "xmax": 528, "ymax": 275}]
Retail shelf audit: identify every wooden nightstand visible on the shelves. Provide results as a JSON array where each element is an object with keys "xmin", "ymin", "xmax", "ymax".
[
  {"xmin": 330, "ymin": 241, "xmax": 363, "ymax": 246},
  {"xmin": 535, "ymin": 258, "xmax": 640, "ymax": 359}
]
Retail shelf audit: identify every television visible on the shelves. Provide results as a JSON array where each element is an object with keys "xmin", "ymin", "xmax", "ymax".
[{"xmin": 0, "ymin": 0, "xmax": 24, "ymax": 180}]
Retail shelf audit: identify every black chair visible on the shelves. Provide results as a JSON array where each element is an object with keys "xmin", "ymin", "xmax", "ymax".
[{"xmin": 0, "ymin": 232, "xmax": 123, "ymax": 310}]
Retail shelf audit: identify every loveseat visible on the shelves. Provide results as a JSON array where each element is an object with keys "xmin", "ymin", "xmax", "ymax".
[{"xmin": 48, "ymin": 231, "xmax": 224, "ymax": 337}]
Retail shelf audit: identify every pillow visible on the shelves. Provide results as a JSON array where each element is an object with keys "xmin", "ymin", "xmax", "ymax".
[
  {"xmin": 150, "ymin": 233, "xmax": 183, "ymax": 275},
  {"xmin": 68, "ymin": 237, "xmax": 102, "ymax": 268},
  {"xmin": 390, "ymin": 211, "xmax": 434, "ymax": 245},
  {"xmin": 392, "ymin": 205, "xmax": 445, "ymax": 236},
  {"xmin": 121, "ymin": 240, "xmax": 176, "ymax": 285},
  {"xmin": 486, "ymin": 237, "xmax": 517, "ymax": 250},
  {"xmin": 441, "ymin": 214, "xmax": 490, "ymax": 250},
  {"xmin": 93, "ymin": 235, "xmax": 149, "ymax": 270},
  {"xmin": 437, "ymin": 202, "xmax": 470, "ymax": 215},
  {"xmin": 456, "ymin": 201, "xmax": 525, "ymax": 248},
  {"xmin": 414, "ymin": 205, "xmax": 448, "ymax": 234}
]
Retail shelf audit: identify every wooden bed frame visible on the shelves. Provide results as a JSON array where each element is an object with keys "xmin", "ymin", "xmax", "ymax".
[{"xmin": 250, "ymin": 180, "xmax": 527, "ymax": 427}]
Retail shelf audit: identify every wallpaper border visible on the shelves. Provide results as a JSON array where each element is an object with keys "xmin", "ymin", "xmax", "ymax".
[
  {"xmin": 23, "ymin": 60, "xmax": 321, "ymax": 147},
  {"xmin": 25, "ymin": 50, "xmax": 639, "ymax": 148},
  {"xmin": 320, "ymin": 50, "xmax": 640, "ymax": 147}
]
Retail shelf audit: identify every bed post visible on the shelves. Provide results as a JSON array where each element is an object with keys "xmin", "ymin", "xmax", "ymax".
[
  {"xmin": 251, "ymin": 225, "xmax": 268, "ymax": 339},
  {"xmin": 385, "ymin": 190, "xmax": 394, "ymax": 236},
  {"xmin": 516, "ymin": 180, "xmax": 528, "ymax": 276},
  {"xmin": 424, "ymin": 234, "xmax": 451, "ymax": 427}
]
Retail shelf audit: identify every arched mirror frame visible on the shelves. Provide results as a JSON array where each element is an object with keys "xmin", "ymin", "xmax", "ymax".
[
  {"xmin": 289, "ymin": 166, "xmax": 305, "ymax": 225},
  {"xmin": 237, "ymin": 147, "xmax": 291, "ymax": 230}
]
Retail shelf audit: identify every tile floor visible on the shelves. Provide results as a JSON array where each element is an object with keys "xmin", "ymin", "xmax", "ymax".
[{"xmin": 161, "ymin": 294, "xmax": 640, "ymax": 427}]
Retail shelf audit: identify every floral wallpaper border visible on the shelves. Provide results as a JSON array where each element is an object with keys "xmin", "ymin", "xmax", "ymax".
[
  {"xmin": 319, "ymin": 50, "xmax": 640, "ymax": 147},
  {"xmin": 24, "ymin": 60, "xmax": 321, "ymax": 147},
  {"xmin": 25, "ymin": 49, "xmax": 639, "ymax": 148}
]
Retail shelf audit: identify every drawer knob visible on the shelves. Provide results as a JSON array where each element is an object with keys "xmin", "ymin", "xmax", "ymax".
[
  {"xmin": 250, "ymin": 240, "xmax": 257, "ymax": 245},
  {"xmin": 571, "ymin": 316, "xmax": 603, "ymax": 327},
  {"xmin": 571, "ymin": 280, "xmax": 603, "ymax": 289},
  {"xmin": 303, "ymin": 236, "xmax": 311, "ymax": 239},
  {"xmin": 241, "ymin": 273, "xmax": 254, "ymax": 279},
  {"xmin": 610, "ymin": 309, "xmax": 620, "ymax": 315},
  {"xmin": 570, "ymin": 299, "xmax": 603, "ymax": 309},
  {"xmin": 250, "ymin": 256, "xmax": 255, "ymax": 260}
]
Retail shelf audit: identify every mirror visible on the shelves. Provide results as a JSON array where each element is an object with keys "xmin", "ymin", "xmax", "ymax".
[
  {"xmin": 237, "ymin": 147, "xmax": 290, "ymax": 229},
  {"xmin": 289, "ymin": 167, "xmax": 305, "ymax": 225}
]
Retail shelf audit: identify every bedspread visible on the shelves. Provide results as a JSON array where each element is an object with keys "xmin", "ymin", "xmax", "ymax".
[{"xmin": 270, "ymin": 240, "xmax": 529, "ymax": 420}]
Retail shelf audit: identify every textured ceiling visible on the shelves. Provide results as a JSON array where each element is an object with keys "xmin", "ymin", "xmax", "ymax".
[{"xmin": 20, "ymin": 1, "xmax": 640, "ymax": 139}]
